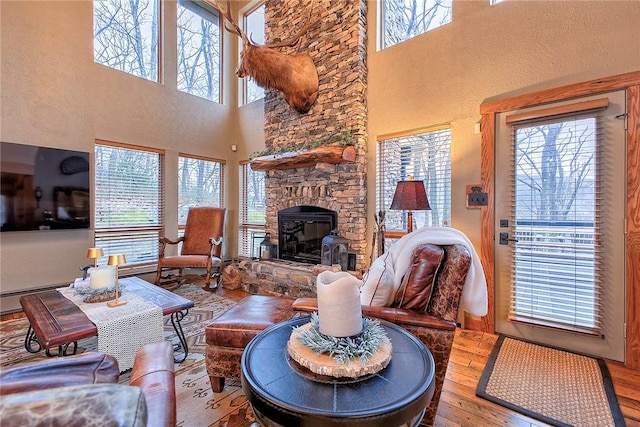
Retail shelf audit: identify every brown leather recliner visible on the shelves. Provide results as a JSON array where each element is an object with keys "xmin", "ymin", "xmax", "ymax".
[
  {"xmin": 0, "ymin": 341, "xmax": 176, "ymax": 427},
  {"xmin": 293, "ymin": 243, "xmax": 471, "ymax": 427}
]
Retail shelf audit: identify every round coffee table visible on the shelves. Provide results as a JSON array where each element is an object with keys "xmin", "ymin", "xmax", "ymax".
[{"xmin": 241, "ymin": 316, "xmax": 435, "ymax": 427}]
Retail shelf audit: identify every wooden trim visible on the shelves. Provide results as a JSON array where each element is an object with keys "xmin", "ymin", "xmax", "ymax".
[
  {"xmin": 478, "ymin": 112, "xmax": 496, "ymax": 334},
  {"xmin": 178, "ymin": 152, "xmax": 227, "ymax": 164},
  {"xmin": 505, "ymin": 97, "xmax": 609, "ymax": 125},
  {"xmin": 627, "ymin": 84, "xmax": 640, "ymax": 370},
  {"xmin": 478, "ymin": 70, "xmax": 640, "ymax": 370},
  {"xmin": 480, "ymin": 71, "xmax": 640, "ymax": 114},
  {"xmin": 376, "ymin": 123, "xmax": 451, "ymax": 142},
  {"xmin": 383, "ymin": 230, "xmax": 407, "ymax": 239},
  {"xmin": 95, "ymin": 139, "xmax": 166, "ymax": 154}
]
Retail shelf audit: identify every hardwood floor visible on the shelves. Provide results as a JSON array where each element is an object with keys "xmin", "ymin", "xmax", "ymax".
[
  {"xmin": 442, "ymin": 328, "xmax": 640, "ymax": 427},
  {"xmin": 3, "ymin": 288, "xmax": 639, "ymax": 426}
]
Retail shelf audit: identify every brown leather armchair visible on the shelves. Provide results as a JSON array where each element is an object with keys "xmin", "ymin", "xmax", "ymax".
[
  {"xmin": 155, "ymin": 206, "xmax": 226, "ymax": 291},
  {"xmin": 0, "ymin": 342, "xmax": 176, "ymax": 427},
  {"xmin": 293, "ymin": 243, "xmax": 471, "ymax": 427}
]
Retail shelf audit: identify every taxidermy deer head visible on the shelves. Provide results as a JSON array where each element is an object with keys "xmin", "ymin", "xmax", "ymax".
[{"xmin": 212, "ymin": 1, "xmax": 320, "ymax": 114}]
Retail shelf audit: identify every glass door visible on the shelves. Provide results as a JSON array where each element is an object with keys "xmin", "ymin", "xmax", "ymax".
[{"xmin": 494, "ymin": 90, "xmax": 626, "ymax": 361}]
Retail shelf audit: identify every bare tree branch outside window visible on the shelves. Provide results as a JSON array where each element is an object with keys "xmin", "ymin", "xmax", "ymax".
[
  {"xmin": 244, "ymin": 4, "xmax": 265, "ymax": 104},
  {"xmin": 93, "ymin": 0, "xmax": 159, "ymax": 81},
  {"xmin": 178, "ymin": 157, "xmax": 223, "ymax": 225},
  {"xmin": 177, "ymin": 4, "xmax": 221, "ymax": 102},
  {"xmin": 382, "ymin": 0, "xmax": 452, "ymax": 49}
]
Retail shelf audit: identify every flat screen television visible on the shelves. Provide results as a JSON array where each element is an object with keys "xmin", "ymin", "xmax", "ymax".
[{"xmin": 1, "ymin": 141, "xmax": 91, "ymax": 232}]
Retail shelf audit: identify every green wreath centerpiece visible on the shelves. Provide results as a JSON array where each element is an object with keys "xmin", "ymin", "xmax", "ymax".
[
  {"xmin": 293, "ymin": 312, "xmax": 390, "ymax": 364},
  {"xmin": 73, "ymin": 283, "xmax": 126, "ymax": 303}
]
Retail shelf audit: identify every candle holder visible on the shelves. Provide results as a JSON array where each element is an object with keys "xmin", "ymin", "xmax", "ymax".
[{"xmin": 107, "ymin": 254, "xmax": 127, "ymax": 308}]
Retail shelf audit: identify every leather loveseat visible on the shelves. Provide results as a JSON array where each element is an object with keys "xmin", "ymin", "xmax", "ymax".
[{"xmin": 0, "ymin": 341, "xmax": 176, "ymax": 427}]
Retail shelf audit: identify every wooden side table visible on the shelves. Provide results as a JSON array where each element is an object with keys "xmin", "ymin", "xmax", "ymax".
[{"xmin": 241, "ymin": 316, "xmax": 435, "ymax": 427}]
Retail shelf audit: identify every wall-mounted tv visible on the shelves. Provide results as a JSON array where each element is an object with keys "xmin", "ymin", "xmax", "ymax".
[{"xmin": 1, "ymin": 142, "xmax": 91, "ymax": 232}]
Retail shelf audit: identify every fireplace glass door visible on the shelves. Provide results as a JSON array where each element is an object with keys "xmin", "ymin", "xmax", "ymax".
[{"xmin": 278, "ymin": 206, "xmax": 337, "ymax": 264}]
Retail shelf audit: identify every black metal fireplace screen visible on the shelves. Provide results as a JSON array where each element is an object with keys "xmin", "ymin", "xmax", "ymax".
[{"xmin": 278, "ymin": 206, "xmax": 337, "ymax": 264}]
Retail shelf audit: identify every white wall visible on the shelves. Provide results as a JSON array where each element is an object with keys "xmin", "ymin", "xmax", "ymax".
[
  {"xmin": 0, "ymin": 1, "xmax": 259, "ymax": 309},
  {"xmin": 366, "ymin": 0, "xmax": 640, "ymax": 252}
]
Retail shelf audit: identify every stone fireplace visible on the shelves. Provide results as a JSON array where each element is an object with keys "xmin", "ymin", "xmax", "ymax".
[{"xmin": 258, "ymin": 0, "xmax": 369, "ymax": 272}]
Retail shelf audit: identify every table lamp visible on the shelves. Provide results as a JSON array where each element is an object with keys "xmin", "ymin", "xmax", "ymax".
[
  {"xmin": 87, "ymin": 247, "xmax": 104, "ymax": 268},
  {"xmin": 389, "ymin": 178, "xmax": 431, "ymax": 233},
  {"xmin": 107, "ymin": 254, "xmax": 127, "ymax": 308}
]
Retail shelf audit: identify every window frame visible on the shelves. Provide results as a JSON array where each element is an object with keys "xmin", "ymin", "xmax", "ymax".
[
  {"xmin": 238, "ymin": 161, "xmax": 266, "ymax": 258},
  {"xmin": 176, "ymin": 0, "xmax": 223, "ymax": 103},
  {"xmin": 504, "ymin": 100, "xmax": 610, "ymax": 335},
  {"xmin": 379, "ymin": 0, "xmax": 453, "ymax": 50},
  {"xmin": 94, "ymin": 140, "xmax": 165, "ymax": 269},
  {"xmin": 93, "ymin": 0, "xmax": 162, "ymax": 82},
  {"xmin": 177, "ymin": 153, "xmax": 226, "ymax": 228},
  {"xmin": 376, "ymin": 125, "xmax": 452, "ymax": 248},
  {"xmin": 240, "ymin": 1, "xmax": 266, "ymax": 106}
]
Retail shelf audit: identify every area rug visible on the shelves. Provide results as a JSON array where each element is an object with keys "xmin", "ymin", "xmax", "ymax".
[
  {"xmin": 476, "ymin": 335, "xmax": 625, "ymax": 427},
  {"xmin": 0, "ymin": 282, "xmax": 257, "ymax": 427}
]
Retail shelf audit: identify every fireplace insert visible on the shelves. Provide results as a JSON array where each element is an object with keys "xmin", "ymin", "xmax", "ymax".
[{"xmin": 278, "ymin": 206, "xmax": 337, "ymax": 264}]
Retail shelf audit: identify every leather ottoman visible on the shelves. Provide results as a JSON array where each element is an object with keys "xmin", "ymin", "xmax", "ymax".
[{"xmin": 205, "ymin": 295, "xmax": 295, "ymax": 392}]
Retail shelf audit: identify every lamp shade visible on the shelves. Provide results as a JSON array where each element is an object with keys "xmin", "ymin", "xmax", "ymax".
[
  {"xmin": 87, "ymin": 248, "xmax": 104, "ymax": 259},
  {"xmin": 390, "ymin": 180, "xmax": 431, "ymax": 211},
  {"xmin": 108, "ymin": 254, "xmax": 127, "ymax": 266}
]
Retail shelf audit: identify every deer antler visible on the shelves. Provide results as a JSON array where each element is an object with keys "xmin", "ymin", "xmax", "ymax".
[{"xmin": 210, "ymin": 0, "xmax": 249, "ymax": 45}]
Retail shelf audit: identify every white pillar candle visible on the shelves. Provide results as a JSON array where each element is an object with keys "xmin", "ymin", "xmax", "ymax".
[
  {"xmin": 316, "ymin": 271, "xmax": 363, "ymax": 337},
  {"xmin": 89, "ymin": 266, "xmax": 116, "ymax": 289}
]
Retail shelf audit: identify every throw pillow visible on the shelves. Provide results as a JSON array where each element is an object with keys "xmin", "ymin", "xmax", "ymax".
[
  {"xmin": 392, "ymin": 244, "xmax": 444, "ymax": 310},
  {"xmin": 428, "ymin": 244, "xmax": 471, "ymax": 321},
  {"xmin": 360, "ymin": 252, "xmax": 395, "ymax": 306}
]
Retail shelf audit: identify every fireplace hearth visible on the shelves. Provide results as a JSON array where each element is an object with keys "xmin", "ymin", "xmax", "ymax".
[{"xmin": 278, "ymin": 206, "xmax": 337, "ymax": 265}]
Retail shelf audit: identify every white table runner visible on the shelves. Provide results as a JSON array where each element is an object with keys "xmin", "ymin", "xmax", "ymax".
[{"xmin": 58, "ymin": 286, "xmax": 164, "ymax": 372}]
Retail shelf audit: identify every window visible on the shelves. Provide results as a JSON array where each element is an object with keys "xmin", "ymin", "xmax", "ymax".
[
  {"xmin": 177, "ymin": 1, "xmax": 222, "ymax": 102},
  {"xmin": 178, "ymin": 155, "xmax": 225, "ymax": 225},
  {"xmin": 93, "ymin": 0, "xmax": 160, "ymax": 82},
  {"xmin": 380, "ymin": 0, "xmax": 452, "ymax": 49},
  {"xmin": 241, "ymin": 3, "xmax": 265, "ymax": 105},
  {"xmin": 377, "ymin": 127, "xmax": 451, "ymax": 246},
  {"xmin": 238, "ymin": 162, "xmax": 266, "ymax": 257},
  {"xmin": 95, "ymin": 142, "xmax": 164, "ymax": 267},
  {"xmin": 507, "ymin": 104, "xmax": 607, "ymax": 334}
]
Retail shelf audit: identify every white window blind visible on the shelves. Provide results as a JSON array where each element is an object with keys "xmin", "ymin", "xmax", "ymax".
[
  {"xmin": 377, "ymin": 127, "xmax": 451, "ymax": 247},
  {"xmin": 95, "ymin": 142, "xmax": 164, "ymax": 267},
  {"xmin": 238, "ymin": 162, "xmax": 266, "ymax": 257},
  {"xmin": 507, "ymin": 104, "xmax": 606, "ymax": 335},
  {"xmin": 178, "ymin": 154, "xmax": 225, "ymax": 226}
]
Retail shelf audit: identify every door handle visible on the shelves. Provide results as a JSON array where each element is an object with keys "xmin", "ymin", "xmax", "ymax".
[{"xmin": 499, "ymin": 232, "xmax": 519, "ymax": 245}]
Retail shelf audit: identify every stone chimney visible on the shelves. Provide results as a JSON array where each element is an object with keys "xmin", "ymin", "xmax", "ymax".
[{"xmin": 261, "ymin": 0, "xmax": 368, "ymax": 271}]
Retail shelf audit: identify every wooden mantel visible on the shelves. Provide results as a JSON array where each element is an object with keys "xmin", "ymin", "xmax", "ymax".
[{"xmin": 250, "ymin": 145, "xmax": 356, "ymax": 171}]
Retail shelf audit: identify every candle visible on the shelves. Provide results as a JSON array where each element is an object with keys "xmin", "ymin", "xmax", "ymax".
[
  {"xmin": 89, "ymin": 266, "xmax": 116, "ymax": 289},
  {"xmin": 316, "ymin": 271, "xmax": 363, "ymax": 337}
]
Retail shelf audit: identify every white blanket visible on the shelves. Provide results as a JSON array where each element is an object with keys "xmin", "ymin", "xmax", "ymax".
[{"xmin": 385, "ymin": 226, "xmax": 488, "ymax": 317}]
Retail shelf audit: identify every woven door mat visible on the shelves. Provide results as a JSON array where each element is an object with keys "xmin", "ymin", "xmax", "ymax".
[{"xmin": 476, "ymin": 335, "xmax": 625, "ymax": 427}]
